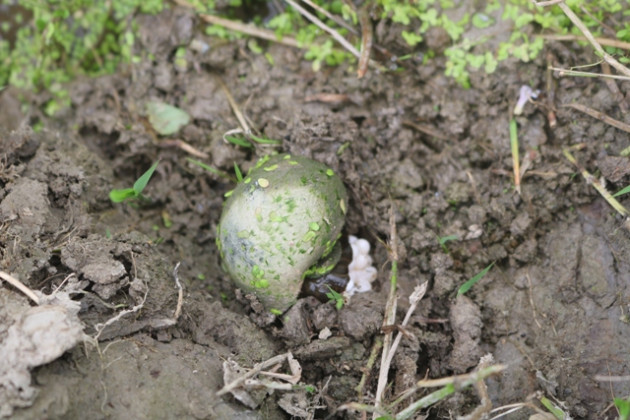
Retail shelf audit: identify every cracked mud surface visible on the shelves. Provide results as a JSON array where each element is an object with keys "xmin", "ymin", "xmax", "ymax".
[{"xmin": 1, "ymin": 5, "xmax": 630, "ymax": 419}]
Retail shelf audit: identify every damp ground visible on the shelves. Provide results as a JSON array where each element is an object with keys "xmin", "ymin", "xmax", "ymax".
[{"xmin": 1, "ymin": 5, "xmax": 630, "ymax": 420}]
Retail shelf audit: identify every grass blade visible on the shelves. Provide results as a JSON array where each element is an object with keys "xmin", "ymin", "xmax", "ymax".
[
  {"xmin": 187, "ymin": 158, "xmax": 233, "ymax": 181},
  {"xmin": 457, "ymin": 262, "xmax": 494, "ymax": 296},
  {"xmin": 109, "ymin": 188, "xmax": 137, "ymax": 203},
  {"xmin": 133, "ymin": 160, "xmax": 160, "ymax": 195},
  {"xmin": 234, "ymin": 162, "xmax": 243, "ymax": 182},
  {"xmin": 613, "ymin": 185, "xmax": 630, "ymax": 198}
]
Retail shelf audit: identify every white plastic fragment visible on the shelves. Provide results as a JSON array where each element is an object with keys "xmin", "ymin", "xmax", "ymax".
[
  {"xmin": 514, "ymin": 85, "xmax": 540, "ymax": 115},
  {"xmin": 345, "ymin": 235, "xmax": 377, "ymax": 296}
]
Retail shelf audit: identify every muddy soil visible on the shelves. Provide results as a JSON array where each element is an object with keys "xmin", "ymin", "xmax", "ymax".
[{"xmin": 1, "ymin": 5, "xmax": 630, "ymax": 420}]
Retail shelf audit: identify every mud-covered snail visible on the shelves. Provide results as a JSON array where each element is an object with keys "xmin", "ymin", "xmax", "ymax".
[{"xmin": 217, "ymin": 154, "xmax": 350, "ymax": 314}]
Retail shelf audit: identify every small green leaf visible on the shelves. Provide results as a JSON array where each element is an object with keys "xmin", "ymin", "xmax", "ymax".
[
  {"xmin": 615, "ymin": 397, "xmax": 630, "ymax": 420},
  {"xmin": 326, "ymin": 286, "xmax": 344, "ymax": 310},
  {"xmin": 234, "ymin": 162, "xmax": 243, "ymax": 182},
  {"xmin": 438, "ymin": 235, "xmax": 459, "ymax": 245},
  {"xmin": 613, "ymin": 185, "xmax": 630, "ymax": 198},
  {"xmin": 133, "ymin": 160, "xmax": 160, "ymax": 195},
  {"xmin": 187, "ymin": 158, "xmax": 233, "ymax": 180},
  {"xmin": 225, "ymin": 135, "xmax": 254, "ymax": 148},
  {"xmin": 457, "ymin": 262, "xmax": 494, "ymax": 296},
  {"xmin": 248, "ymin": 133, "xmax": 282, "ymax": 145},
  {"xmin": 146, "ymin": 101, "xmax": 190, "ymax": 136},
  {"xmin": 401, "ymin": 30, "xmax": 423, "ymax": 46},
  {"xmin": 539, "ymin": 396, "xmax": 566, "ymax": 420},
  {"xmin": 109, "ymin": 188, "xmax": 137, "ymax": 203}
]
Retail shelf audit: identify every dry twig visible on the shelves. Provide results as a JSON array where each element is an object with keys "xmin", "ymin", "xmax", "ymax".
[
  {"xmin": 172, "ymin": 262, "xmax": 184, "ymax": 320},
  {"xmin": 0, "ymin": 271, "xmax": 40, "ymax": 305},
  {"xmin": 217, "ymin": 76, "xmax": 251, "ymax": 134},
  {"xmin": 216, "ymin": 352, "xmax": 296, "ymax": 396},
  {"xmin": 159, "ymin": 139, "xmax": 209, "ymax": 159},
  {"xmin": 174, "ymin": 0, "xmax": 299, "ymax": 47},
  {"xmin": 533, "ymin": 1, "xmax": 630, "ymax": 77},
  {"xmin": 549, "ymin": 66, "xmax": 630, "ymax": 81},
  {"xmin": 373, "ymin": 205, "xmax": 400, "ymax": 418},
  {"xmin": 538, "ymin": 34, "xmax": 630, "ymax": 50},
  {"xmin": 357, "ymin": 5, "xmax": 373, "ymax": 78},
  {"xmin": 563, "ymin": 103, "xmax": 630, "ymax": 133},
  {"xmin": 563, "ymin": 144, "xmax": 629, "ymax": 219}
]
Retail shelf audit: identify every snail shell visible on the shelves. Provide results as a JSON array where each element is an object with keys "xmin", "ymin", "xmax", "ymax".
[{"xmin": 217, "ymin": 154, "xmax": 348, "ymax": 313}]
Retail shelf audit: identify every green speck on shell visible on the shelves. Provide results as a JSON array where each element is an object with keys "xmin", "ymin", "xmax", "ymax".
[{"xmin": 218, "ymin": 154, "xmax": 347, "ymax": 313}]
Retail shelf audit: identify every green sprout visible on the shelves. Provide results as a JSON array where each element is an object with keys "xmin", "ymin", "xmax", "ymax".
[
  {"xmin": 539, "ymin": 395, "xmax": 567, "ymax": 420},
  {"xmin": 615, "ymin": 397, "xmax": 630, "ymax": 420},
  {"xmin": 457, "ymin": 262, "xmax": 494, "ymax": 296},
  {"xmin": 187, "ymin": 158, "xmax": 233, "ymax": 181},
  {"xmin": 437, "ymin": 234, "xmax": 458, "ymax": 253},
  {"xmin": 109, "ymin": 160, "xmax": 159, "ymax": 203},
  {"xmin": 326, "ymin": 285, "xmax": 345, "ymax": 310},
  {"xmin": 613, "ymin": 184, "xmax": 630, "ymax": 198}
]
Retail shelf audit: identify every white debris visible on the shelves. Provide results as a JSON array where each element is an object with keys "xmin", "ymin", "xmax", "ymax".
[
  {"xmin": 345, "ymin": 236, "xmax": 377, "ymax": 296},
  {"xmin": 514, "ymin": 85, "xmax": 540, "ymax": 115},
  {"xmin": 318, "ymin": 327, "xmax": 332, "ymax": 340},
  {"xmin": 0, "ymin": 288, "xmax": 86, "ymax": 418}
]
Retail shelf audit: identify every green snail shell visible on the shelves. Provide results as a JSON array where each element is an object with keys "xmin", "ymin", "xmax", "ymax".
[{"xmin": 217, "ymin": 154, "xmax": 348, "ymax": 314}]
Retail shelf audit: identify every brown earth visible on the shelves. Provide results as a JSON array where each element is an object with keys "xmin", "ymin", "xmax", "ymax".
[{"xmin": 1, "ymin": 4, "xmax": 630, "ymax": 420}]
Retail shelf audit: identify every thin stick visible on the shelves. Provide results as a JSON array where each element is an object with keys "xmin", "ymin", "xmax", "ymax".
[
  {"xmin": 173, "ymin": 0, "xmax": 300, "ymax": 48},
  {"xmin": 373, "ymin": 205, "xmax": 399, "ymax": 419},
  {"xmin": 356, "ymin": 336, "xmax": 383, "ymax": 401},
  {"xmin": 94, "ymin": 285, "xmax": 148, "ymax": 341},
  {"xmin": 357, "ymin": 5, "xmax": 373, "ymax": 78},
  {"xmin": 217, "ymin": 77, "xmax": 251, "ymax": 134},
  {"xmin": 51, "ymin": 273, "xmax": 76, "ymax": 296},
  {"xmin": 533, "ymin": 1, "xmax": 630, "ymax": 77},
  {"xmin": 172, "ymin": 262, "xmax": 184, "ymax": 320},
  {"xmin": 383, "ymin": 283, "xmax": 428, "ymax": 373},
  {"xmin": 563, "ymin": 145, "xmax": 629, "ymax": 218},
  {"xmin": 549, "ymin": 66, "xmax": 630, "ymax": 81},
  {"xmin": 284, "ymin": 0, "xmax": 384, "ymax": 72},
  {"xmin": 532, "ymin": 0, "xmax": 563, "ymax": 5},
  {"xmin": 301, "ymin": 0, "xmax": 357, "ymax": 34},
  {"xmin": 394, "ymin": 365, "xmax": 506, "ymax": 420},
  {"xmin": 538, "ymin": 34, "xmax": 630, "ymax": 50},
  {"xmin": 216, "ymin": 352, "xmax": 292, "ymax": 396},
  {"xmin": 284, "ymin": 0, "xmax": 360, "ymax": 58},
  {"xmin": 545, "ymin": 53, "xmax": 557, "ymax": 128},
  {"xmin": 509, "ymin": 118, "xmax": 521, "ymax": 195},
  {"xmin": 0, "ymin": 271, "xmax": 40, "ymax": 305},
  {"xmin": 563, "ymin": 103, "xmax": 630, "ymax": 133},
  {"xmin": 160, "ymin": 139, "xmax": 210, "ymax": 159}
]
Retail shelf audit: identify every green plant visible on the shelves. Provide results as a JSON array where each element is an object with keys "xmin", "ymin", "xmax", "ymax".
[
  {"xmin": 615, "ymin": 397, "xmax": 630, "ymax": 420},
  {"xmin": 437, "ymin": 234, "xmax": 458, "ymax": 253},
  {"xmin": 613, "ymin": 185, "xmax": 630, "ymax": 198},
  {"xmin": 0, "ymin": 0, "xmax": 165, "ymax": 111},
  {"xmin": 326, "ymin": 285, "xmax": 345, "ymax": 310},
  {"xmin": 457, "ymin": 262, "xmax": 494, "ymax": 296},
  {"xmin": 109, "ymin": 160, "xmax": 159, "ymax": 203}
]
